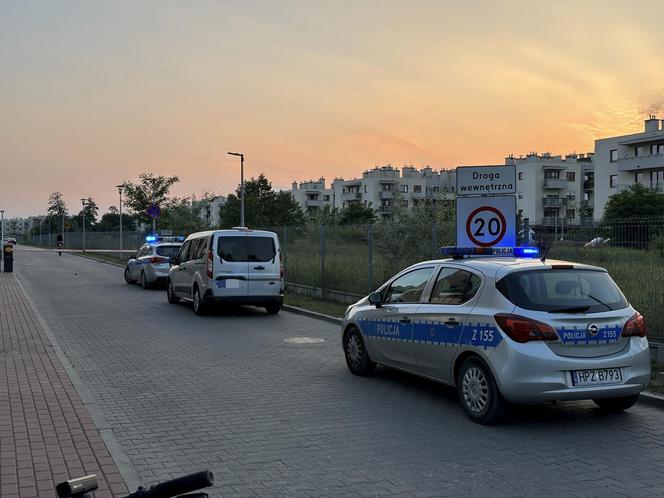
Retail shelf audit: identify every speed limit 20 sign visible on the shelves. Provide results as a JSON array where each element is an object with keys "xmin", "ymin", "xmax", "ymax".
[{"xmin": 456, "ymin": 196, "xmax": 516, "ymax": 248}]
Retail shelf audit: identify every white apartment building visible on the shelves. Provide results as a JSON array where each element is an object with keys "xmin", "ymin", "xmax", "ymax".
[
  {"xmin": 593, "ymin": 116, "xmax": 664, "ymax": 219},
  {"xmin": 291, "ymin": 166, "xmax": 456, "ymax": 217},
  {"xmin": 199, "ymin": 196, "xmax": 226, "ymax": 227},
  {"xmin": 505, "ymin": 152, "xmax": 595, "ymax": 225}
]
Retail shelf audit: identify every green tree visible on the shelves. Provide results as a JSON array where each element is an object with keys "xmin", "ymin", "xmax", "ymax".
[
  {"xmin": 338, "ymin": 202, "xmax": 376, "ymax": 225},
  {"xmin": 47, "ymin": 192, "xmax": 68, "ymax": 234},
  {"xmin": 308, "ymin": 205, "xmax": 340, "ymax": 225},
  {"xmin": 95, "ymin": 209, "xmax": 137, "ymax": 232},
  {"xmin": 220, "ymin": 174, "xmax": 305, "ymax": 228},
  {"xmin": 120, "ymin": 173, "xmax": 180, "ymax": 224},
  {"xmin": 603, "ymin": 183, "xmax": 664, "ymax": 220},
  {"xmin": 77, "ymin": 197, "xmax": 99, "ymax": 228},
  {"xmin": 159, "ymin": 193, "xmax": 216, "ymax": 233}
]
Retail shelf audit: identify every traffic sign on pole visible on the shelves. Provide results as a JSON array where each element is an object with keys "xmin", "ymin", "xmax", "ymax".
[
  {"xmin": 456, "ymin": 196, "xmax": 516, "ymax": 248},
  {"xmin": 147, "ymin": 204, "xmax": 161, "ymax": 219}
]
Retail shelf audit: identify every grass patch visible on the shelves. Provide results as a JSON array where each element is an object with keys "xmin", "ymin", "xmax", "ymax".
[{"xmin": 284, "ymin": 293, "xmax": 348, "ymax": 318}]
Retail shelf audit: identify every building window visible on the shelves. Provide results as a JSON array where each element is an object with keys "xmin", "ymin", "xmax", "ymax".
[
  {"xmin": 651, "ymin": 144, "xmax": 659, "ymax": 155},
  {"xmin": 583, "ymin": 192, "xmax": 590, "ymax": 201},
  {"xmin": 518, "ymin": 172, "xmax": 524, "ymax": 181},
  {"xmin": 433, "ymin": 186, "xmax": 439, "ymax": 192},
  {"xmin": 544, "ymin": 170, "xmax": 560, "ymax": 179},
  {"xmin": 324, "ymin": 195, "xmax": 330, "ymax": 201},
  {"xmin": 635, "ymin": 172, "xmax": 644, "ymax": 184},
  {"xmin": 636, "ymin": 146, "xmax": 644, "ymax": 157},
  {"xmin": 610, "ymin": 175, "xmax": 617, "ymax": 188},
  {"xmin": 413, "ymin": 185, "xmax": 422, "ymax": 193},
  {"xmin": 610, "ymin": 149, "xmax": 618, "ymax": 162},
  {"xmin": 566, "ymin": 172, "xmax": 575, "ymax": 181},
  {"xmin": 659, "ymin": 145, "xmax": 664, "ymax": 155},
  {"xmin": 401, "ymin": 185, "xmax": 408, "ymax": 193},
  {"xmin": 364, "ymin": 185, "xmax": 367, "ymax": 193}
]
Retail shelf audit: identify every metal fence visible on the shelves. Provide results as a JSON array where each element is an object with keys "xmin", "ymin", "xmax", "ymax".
[{"xmin": 21, "ymin": 218, "xmax": 664, "ymax": 341}]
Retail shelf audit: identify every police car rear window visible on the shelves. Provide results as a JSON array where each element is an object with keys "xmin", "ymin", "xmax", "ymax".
[
  {"xmin": 156, "ymin": 245, "xmax": 181, "ymax": 258},
  {"xmin": 495, "ymin": 269, "xmax": 628, "ymax": 313},
  {"xmin": 217, "ymin": 236, "xmax": 276, "ymax": 262}
]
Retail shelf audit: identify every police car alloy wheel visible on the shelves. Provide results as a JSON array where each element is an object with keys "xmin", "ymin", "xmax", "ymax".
[
  {"xmin": 593, "ymin": 395, "xmax": 639, "ymax": 412},
  {"xmin": 167, "ymin": 280, "xmax": 179, "ymax": 304},
  {"xmin": 344, "ymin": 328, "xmax": 376, "ymax": 376},
  {"xmin": 124, "ymin": 267, "xmax": 133, "ymax": 284},
  {"xmin": 458, "ymin": 358, "xmax": 505, "ymax": 425}
]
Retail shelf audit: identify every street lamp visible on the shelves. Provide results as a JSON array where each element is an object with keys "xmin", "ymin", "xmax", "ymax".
[
  {"xmin": 0, "ymin": 209, "xmax": 4, "ymax": 243},
  {"xmin": 115, "ymin": 184, "xmax": 124, "ymax": 255},
  {"xmin": 80, "ymin": 198, "xmax": 87, "ymax": 252},
  {"xmin": 227, "ymin": 152, "xmax": 245, "ymax": 227}
]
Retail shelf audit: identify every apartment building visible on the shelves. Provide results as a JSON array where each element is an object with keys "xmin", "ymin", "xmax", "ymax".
[
  {"xmin": 199, "ymin": 196, "xmax": 226, "ymax": 227},
  {"xmin": 291, "ymin": 166, "xmax": 456, "ymax": 217},
  {"xmin": 506, "ymin": 152, "xmax": 594, "ymax": 225},
  {"xmin": 593, "ymin": 116, "xmax": 664, "ymax": 219}
]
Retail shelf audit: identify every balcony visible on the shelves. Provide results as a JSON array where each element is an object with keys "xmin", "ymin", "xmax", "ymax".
[
  {"xmin": 543, "ymin": 178, "xmax": 568, "ymax": 189},
  {"xmin": 379, "ymin": 190, "xmax": 393, "ymax": 199},
  {"xmin": 341, "ymin": 191, "xmax": 362, "ymax": 201},
  {"xmin": 542, "ymin": 198, "xmax": 563, "ymax": 207},
  {"xmin": 617, "ymin": 154, "xmax": 664, "ymax": 172},
  {"xmin": 541, "ymin": 217, "xmax": 564, "ymax": 226},
  {"xmin": 378, "ymin": 206, "xmax": 392, "ymax": 214},
  {"xmin": 583, "ymin": 181, "xmax": 594, "ymax": 190},
  {"xmin": 305, "ymin": 199, "xmax": 323, "ymax": 207}
]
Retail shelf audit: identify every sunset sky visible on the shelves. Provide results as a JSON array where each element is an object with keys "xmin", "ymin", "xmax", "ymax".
[{"xmin": 2, "ymin": 0, "xmax": 664, "ymax": 217}]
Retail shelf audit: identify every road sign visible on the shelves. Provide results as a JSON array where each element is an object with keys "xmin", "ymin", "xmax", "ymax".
[
  {"xmin": 457, "ymin": 196, "xmax": 516, "ymax": 248},
  {"xmin": 147, "ymin": 204, "xmax": 161, "ymax": 219},
  {"xmin": 64, "ymin": 222, "xmax": 70, "ymax": 229},
  {"xmin": 456, "ymin": 165, "xmax": 516, "ymax": 196}
]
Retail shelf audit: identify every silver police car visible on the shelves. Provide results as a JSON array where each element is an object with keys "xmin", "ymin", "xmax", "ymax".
[
  {"xmin": 124, "ymin": 237, "xmax": 183, "ymax": 289},
  {"xmin": 342, "ymin": 247, "xmax": 650, "ymax": 424}
]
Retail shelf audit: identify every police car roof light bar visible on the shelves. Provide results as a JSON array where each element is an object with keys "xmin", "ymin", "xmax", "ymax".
[{"xmin": 440, "ymin": 246, "xmax": 540, "ymax": 259}]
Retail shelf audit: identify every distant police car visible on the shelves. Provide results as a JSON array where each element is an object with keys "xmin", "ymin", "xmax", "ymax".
[
  {"xmin": 124, "ymin": 236, "xmax": 183, "ymax": 289},
  {"xmin": 341, "ymin": 246, "xmax": 650, "ymax": 424}
]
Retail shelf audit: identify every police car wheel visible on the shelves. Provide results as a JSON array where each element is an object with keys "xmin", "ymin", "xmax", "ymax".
[
  {"xmin": 343, "ymin": 328, "xmax": 376, "ymax": 376},
  {"xmin": 167, "ymin": 280, "xmax": 180, "ymax": 304},
  {"xmin": 140, "ymin": 272, "xmax": 150, "ymax": 289},
  {"xmin": 593, "ymin": 395, "xmax": 639, "ymax": 412},
  {"xmin": 124, "ymin": 267, "xmax": 133, "ymax": 284},
  {"xmin": 458, "ymin": 358, "xmax": 505, "ymax": 424}
]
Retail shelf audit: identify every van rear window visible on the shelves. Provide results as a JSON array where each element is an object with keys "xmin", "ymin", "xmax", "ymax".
[
  {"xmin": 156, "ymin": 245, "xmax": 181, "ymax": 258},
  {"xmin": 496, "ymin": 269, "xmax": 628, "ymax": 313},
  {"xmin": 217, "ymin": 236, "xmax": 276, "ymax": 262}
]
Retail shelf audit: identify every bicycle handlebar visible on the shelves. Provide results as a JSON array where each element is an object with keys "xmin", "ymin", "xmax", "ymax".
[{"xmin": 124, "ymin": 470, "xmax": 214, "ymax": 498}]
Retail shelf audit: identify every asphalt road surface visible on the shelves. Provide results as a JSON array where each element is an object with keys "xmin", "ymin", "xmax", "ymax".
[{"xmin": 13, "ymin": 249, "xmax": 664, "ymax": 497}]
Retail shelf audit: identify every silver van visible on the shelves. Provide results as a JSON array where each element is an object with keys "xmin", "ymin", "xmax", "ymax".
[{"xmin": 167, "ymin": 228, "xmax": 283, "ymax": 315}]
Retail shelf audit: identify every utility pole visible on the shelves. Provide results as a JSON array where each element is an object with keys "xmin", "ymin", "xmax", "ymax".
[
  {"xmin": 0, "ymin": 210, "xmax": 4, "ymax": 242},
  {"xmin": 81, "ymin": 198, "xmax": 86, "ymax": 252},
  {"xmin": 116, "ymin": 184, "xmax": 123, "ymax": 255},
  {"xmin": 227, "ymin": 152, "xmax": 245, "ymax": 227}
]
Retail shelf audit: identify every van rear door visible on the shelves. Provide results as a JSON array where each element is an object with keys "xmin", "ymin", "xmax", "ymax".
[
  {"xmin": 214, "ymin": 235, "xmax": 250, "ymax": 297},
  {"xmin": 245, "ymin": 235, "xmax": 281, "ymax": 298}
]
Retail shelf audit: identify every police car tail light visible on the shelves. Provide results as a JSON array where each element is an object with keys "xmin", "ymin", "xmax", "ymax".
[
  {"xmin": 621, "ymin": 312, "xmax": 646, "ymax": 338},
  {"xmin": 206, "ymin": 250, "xmax": 213, "ymax": 278},
  {"xmin": 494, "ymin": 314, "xmax": 558, "ymax": 343},
  {"xmin": 149, "ymin": 256, "xmax": 168, "ymax": 264}
]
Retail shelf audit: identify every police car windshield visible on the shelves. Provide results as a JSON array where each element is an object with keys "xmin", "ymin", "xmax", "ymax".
[
  {"xmin": 496, "ymin": 269, "xmax": 628, "ymax": 313},
  {"xmin": 156, "ymin": 245, "xmax": 181, "ymax": 258}
]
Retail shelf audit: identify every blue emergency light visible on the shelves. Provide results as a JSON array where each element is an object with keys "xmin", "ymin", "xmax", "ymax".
[
  {"xmin": 145, "ymin": 235, "xmax": 157, "ymax": 243},
  {"xmin": 440, "ymin": 246, "xmax": 540, "ymax": 259}
]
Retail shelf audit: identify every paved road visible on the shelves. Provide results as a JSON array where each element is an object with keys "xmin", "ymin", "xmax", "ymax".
[{"xmin": 13, "ymin": 250, "xmax": 664, "ymax": 497}]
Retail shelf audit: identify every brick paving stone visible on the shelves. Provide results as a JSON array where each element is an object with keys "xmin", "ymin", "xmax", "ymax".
[
  {"xmin": 0, "ymin": 272, "xmax": 129, "ymax": 497},
  {"xmin": 10, "ymin": 250, "xmax": 664, "ymax": 497}
]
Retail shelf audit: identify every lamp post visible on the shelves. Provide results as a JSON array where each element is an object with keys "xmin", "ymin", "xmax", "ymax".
[
  {"xmin": 227, "ymin": 152, "xmax": 245, "ymax": 227},
  {"xmin": 1, "ymin": 209, "xmax": 4, "ymax": 243},
  {"xmin": 115, "ymin": 185, "xmax": 123, "ymax": 255},
  {"xmin": 80, "ymin": 198, "xmax": 87, "ymax": 252}
]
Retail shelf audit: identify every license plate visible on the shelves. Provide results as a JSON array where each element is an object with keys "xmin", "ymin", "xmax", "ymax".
[
  {"xmin": 571, "ymin": 368, "xmax": 622, "ymax": 386},
  {"xmin": 216, "ymin": 279, "xmax": 240, "ymax": 289}
]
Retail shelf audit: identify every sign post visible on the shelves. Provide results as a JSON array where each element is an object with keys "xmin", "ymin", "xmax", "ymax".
[
  {"xmin": 147, "ymin": 204, "xmax": 161, "ymax": 234},
  {"xmin": 455, "ymin": 165, "xmax": 517, "ymax": 249}
]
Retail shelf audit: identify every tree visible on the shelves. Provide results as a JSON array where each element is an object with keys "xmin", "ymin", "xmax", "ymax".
[
  {"xmin": 338, "ymin": 202, "xmax": 376, "ymax": 225},
  {"xmin": 95, "ymin": 210, "xmax": 136, "ymax": 232},
  {"xmin": 220, "ymin": 174, "xmax": 305, "ymax": 228},
  {"xmin": 308, "ymin": 205, "xmax": 340, "ymax": 225},
  {"xmin": 120, "ymin": 173, "xmax": 180, "ymax": 224},
  {"xmin": 603, "ymin": 183, "xmax": 664, "ymax": 220},
  {"xmin": 77, "ymin": 197, "xmax": 99, "ymax": 228},
  {"xmin": 159, "ymin": 194, "xmax": 216, "ymax": 233},
  {"xmin": 47, "ymin": 192, "xmax": 68, "ymax": 234}
]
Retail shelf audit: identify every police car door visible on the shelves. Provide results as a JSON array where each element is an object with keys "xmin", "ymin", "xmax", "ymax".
[
  {"xmin": 128, "ymin": 245, "xmax": 147, "ymax": 280},
  {"xmin": 412, "ymin": 266, "xmax": 483, "ymax": 382},
  {"xmin": 370, "ymin": 266, "xmax": 436, "ymax": 370}
]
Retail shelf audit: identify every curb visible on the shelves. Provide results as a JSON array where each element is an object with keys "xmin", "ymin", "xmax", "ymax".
[
  {"xmin": 283, "ymin": 304, "xmax": 343, "ymax": 325},
  {"xmin": 639, "ymin": 391, "xmax": 664, "ymax": 409}
]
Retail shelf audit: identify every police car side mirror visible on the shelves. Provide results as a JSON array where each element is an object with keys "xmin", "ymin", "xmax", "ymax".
[
  {"xmin": 368, "ymin": 292, "xmax": 383, "ymax": 308},
  {"xmin": 170, "ymin": 256, "xmax": 180, "ymax": 266}
]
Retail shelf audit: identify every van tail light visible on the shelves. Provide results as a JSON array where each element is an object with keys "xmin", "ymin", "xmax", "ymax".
[
  {"xmin": 280, "ymin": 253, "xmax": 284, "ymax": 279},
  {"xmin": 621, "ymin": 312, "xmax": 646, "ymax": 338},
  {"xmin": 149, "ymin": 256, "xmax": 168, "ymax": 264},
  {"xmin": 206, "ymin": 250, "xmax": 213, "ymax": 278},
  {"xmin": 494, "ymin": 314, "xmax": 559, "ymax": 343}
]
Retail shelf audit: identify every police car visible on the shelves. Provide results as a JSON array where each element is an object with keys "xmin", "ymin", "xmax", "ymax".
[
  {"xmin": 341, "ymin": 246, "xmax": 650, "ymax": 424},
  {"xmin": 124, "ymin": 236, "xmax": 183, "ymax": 289}
]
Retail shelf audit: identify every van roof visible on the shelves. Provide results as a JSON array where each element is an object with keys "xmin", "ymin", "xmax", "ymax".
[{"xmin": 184, "ymin": 228, "xmax": 278, "ymax": 240}]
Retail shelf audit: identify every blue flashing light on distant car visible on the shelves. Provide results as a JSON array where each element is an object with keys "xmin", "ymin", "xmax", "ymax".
[{"xmin": 145, "ymin": 235, "xmax": 158, "ymax": 243}]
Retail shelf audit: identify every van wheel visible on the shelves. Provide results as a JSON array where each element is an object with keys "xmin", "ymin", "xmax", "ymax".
[
  {"xmin": 265, "ymin": 303, "xmax": 281, "ymax": 315},
  {"xmin": 124, "ymin": 267, "xmax": 133, "ymax": 284},
  {"xmin": 193, "ymin": 287, "xmax": 207, "ymax": 316},
  {"xmin": 458, "ymin": 357, "xmax": 506, "ymax": 425},
  {"xmin": 343, "ymin": 327, "xmax": 376, "ymax": 376},
  {"xmin": 140, "ymin": 272, "xmax": 150, "ymax": 290},
  {"xmin": 167, "ymin": 280, "xmax": 180, "ymax": 304},
  {"xmin": 593, "ymin": 395, "xmax": 639, "ymax": 412}
]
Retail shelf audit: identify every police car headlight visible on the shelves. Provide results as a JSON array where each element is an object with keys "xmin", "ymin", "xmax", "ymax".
[{"xmin": 345, "ymin": 304, "xmax": 355, "ymax": 317}]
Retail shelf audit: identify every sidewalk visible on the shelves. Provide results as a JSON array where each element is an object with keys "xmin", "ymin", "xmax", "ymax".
[{"xmin": 0, "ymin": 272, "xmax": 128, "ymax": 498}]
